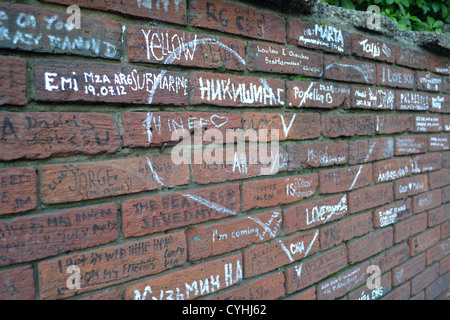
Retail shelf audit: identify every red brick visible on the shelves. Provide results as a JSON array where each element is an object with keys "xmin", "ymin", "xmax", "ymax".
[
  {"xmin": 378, "ymin": 65, "xmax": 415, "ymax": 89},
  {"xmin": 0, "ymin": 266, "xmax": 35, "ymax": 300},
  {"xmin": 190, "ymin": 72, "xmax": 285, "ymax": 107},
  {"xmin": 392, "ymin": 253, "xmax": 426, "ymax": 286},
  {"xmin": 428, "ymin": 55, "xmax": 450, "ymax": 75},
  {"xmin": 394, "ymin": 135, "xmax": 427, "ymax": 155},
  {"xmin": 439, "ymin": 256, "xmax": 450, "ymax": 275},
  {"xmin": 39, "ymin": 232, "xmax": 187, "ymax": 299},
  {"xmin": 428, "ymin": 203, "xmax": 450, "ymax": 227},
  {"xmin": 351, "ymin": 87, "xmax": 395, "ymax": 110},
  {"xmin": 394, "ymin": 213, "xmax": 427, "ymax": 244},
  {"xmin": 375, "ymin": 114, "xmax": 413, "ymax": 134},
  {"xmin": 396, "ymin": 91, "xmax": 429, "ymax": 111},
  {"xmin": 426, "ymin": 239, "xmax": 450, "ymax": 265},
  {"xmin": 186, "ymin": 210, "xmax": 282, "ymax": 260},
  {"xmin": 127, "ymin": 25, "xmax": 245, "ymax": 70},
  {"xmin": 443, "ymin": 186, "xmax": 450, "ymax": 204},
  {"xmin": 374, "ymin": 157, "xmax": 412, "ymax": 184},
  {"xmin": 322, "ymin": 114, "xmax": 376, "ymax": 138},
  {"xmin": 317, "ymin": 261, "xmax": 369, "ymax": 300},
  {"xmin": 242, "ymin": 174, "xmax": 318, "ymax": 211},
  {"xmin": 347, "ymin": 228, "xmax": 393, "ymax": 264},
  {"xmin": 413, "ymin": 115, "xmax": 443, "ymax": 133},
  {"xmin": 373, "ymin": 199, "xmax": 412, "ymax": 228},
  {"xmin": 410, "ymin": 153, "xmax": 442, "ymax": 174},
  {"xmin": 351, "ymin": 33, "xmax": 396, "ymax": 63},
  {"xmin": 248, "ymin": 42, "xmax": 323, "ymax": 77},
  {"xmin": 124, "ymin": 254, "xmax": 243, "ymax": 300},
  {"xmin": 428, "ymin": 134, "xmax": 450, "ymax": 151},
  {"xmin": 370, "ymin": 242, "xmax": 410, "ymax": 273},
  {"xmin": 287, "ymin": 19, "xmax": 351, "ymax": 54},
  {"xmin": 0, "ymin": 56, "xmax": 26, "ymax": 106},
  {"xmin": 319, "ymin": 164, "xmax": 372, "ymax": 194},
  {"xmin": 394, "ymin": 174, "xmax": 428, "ymax": 199},
  {"xmin": 244, "ymin": 229, "xmax": 319, "ymax": 278},
  {"xmin": 211, "ymin": 272, "xmax": 285, "ymax": 300},
  {"xmin": 0, "ymin": 203, "xmax": 117, "ymax": 267},
  {"xmin": 425, "ymin": 272, "xmax": 450, "ymax": 300},
  {"xmin": 429, "ymin": 170, "xmax": 449, "ymax": 190},
  {"xmin": 349, "ymin": 137, "xmax": 394, "ymax": 165},
  {"xmin": 324, "ymin": 55, "xmax": 376, "ymax": 84},
  {"xmin": 121, "ymin": 184, "xmax": 239, "ymax": 238},
  {"xmin": 0, "ymin": 2, "xmax": 122, "ymax": 59},
  {"xmin": 0, "ymin": 113, "xmax": 119, "ymax": 161},
  {"xmin": 444, "ymin": 152, "xmax": 450, "ymax": 168},
  {"xmin": 243, "ymin": 112, "xmax": 320, "ymax": 141},
  {"xmin": 381, "ymin": 281, "xmax": 410, "ymax": 299},
  {"xmin": 348, "ymin": 272, "xmax": 392, "ymax": 300},
  {"xmin": 122, "ymin": 111, "xmax": 242, "ymax": 147},
  {"xmin": 34, "ymin": 59, "xmax": 188, "ymax": 106},
  {"xmin": 429, "ymin": 94, "xmax": 450, "ymax": 113},
  {"xmin": 189, "ymin": 0, "xmax": 285, "ymax": 43},
  {"xmin": 283, "ymin": 194, "xmax": 348, "ymax": 234},
  {"xmin": 191, "ymin": 147, "xmax": 288, "ymax": 185},
  {"xmin": 42, "ymin": 0, "xmax": 187, "ymax": 25},
  {"xmin": 287, "ymin": 141, "xmax": 348, "ymax": 171},
  {"xmin": 417, "ymin": 72, "xmax": 443, "ymax": 92},
  {"xmin": 78, "ymin": 288, "xmax": 121, "ymax": 301},
  {"xmin": 445, "ymin": 117, "xmax": 450, "ymax": 132},
  {"xmin": 348, "ymin": 184, "xmax": 394, "ymax": 214},
  {"xmin": 285, "ymin": 245, "xmax": 348, "ymax": 294},
  {"xmin": 320, "ymin": 211, "xmax": 372, "ymax": 250},
  {"xmin": 288, "ymin": 287, "xmax": 316, "ymax": 300},
  {"xmin": 39, "ymin": 155, "xmax": 190, "ymax": 204},
  {"xmin": 0, "ymin": 167, "xmax": 36, "ymax": 216},
  {"xmin": 445, "ymin": 78, "xmax": 450, "ymax": 94},
  {"xmin": 396, "ymin": 47, "xmax": 428, "ymax": 70},
  {"xmin": 409, "ymin": 227, "xmax": 440, "ymax": 256},
  {"xmin": 287, "ymin": 80, "xmax": 350, "ymax": 109}
]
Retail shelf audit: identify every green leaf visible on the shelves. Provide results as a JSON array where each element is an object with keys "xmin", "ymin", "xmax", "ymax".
[
  {"xmin": 441, "ymin": 3, "xmax": 449, "ymax": 19},
  {"xmin": 341, "ymin": 0, "xmax": 355, "ymax": 9},
  {"xmin": 432, "ymin": 1, "xmax": 441, "ymax": 13},
  {"xmin": 433, "ymin": 20, "xmax": 444, "ymax": 28},
  {"xmin": 387, "ymin": 0, "xmax": 395, "ymax": 4}
]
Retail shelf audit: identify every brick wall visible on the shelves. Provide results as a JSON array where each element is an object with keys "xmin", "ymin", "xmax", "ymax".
[{"xmin": 0, "ymin": 0, "xmax": 449, "ymax": 300}]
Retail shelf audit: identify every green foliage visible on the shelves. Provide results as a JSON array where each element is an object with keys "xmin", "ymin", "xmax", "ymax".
[{"xmin": 322, "ymin": 0, "xmax": 450, "ymax": 33}]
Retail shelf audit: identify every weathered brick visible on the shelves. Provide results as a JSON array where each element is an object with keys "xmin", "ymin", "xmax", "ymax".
[
  {"xmin": 189, "ymin": 0, "xmax": 285, "ymax": 42},
  {"xmin": 408, "ymin": 227, "xmax": 440, "ymax": 256},
  {"xmin": 322, "ymin": 114, "xmax": 376, "ymax": 138},
  {"xmin": 394, "ymin": 135, "xmax": 427, "ymax": 155},
  {"xmin": 317, "ymin": 261, "xmax": 369, "ymax": 300},
  {"xmin": 242, "ymin": 174, "xmax": 318, "ymax": 211},
  {"xmin": 186, "ymin": 210, "xmax": 282, "ymax": 260},
  {"xmin": 0, "ymin": 203, "xmax": 117, "ymax": 266},
  {"xmin": 348, "ymin": 272, "xmax": 392, "ymax": 300},
  {"xmin": 417, "ymin": 72, "xmax": 442, "ymax": 92},
  {"xmin": 373, "ymin": 199, "xmax": 412, "ymax": 228},
  {"xmin": 78, "ymin": 288, "xmax": 121, "ymax": 301},
  {"xmin": 247, "ymin": 42, "xmax": 323, "ymax": 77},
  {"xmin": 410, "ymin": 153, "xmax": 442, "ymax": 174},
  {"xmin": 425, "ymin": 272, "xmax": 450, "ymax": 299},
  {"xmin": 428, "ymin": 134, "xmax": 450, "ymax": 152},
  {"xmin": 348, "ymin": 184, "xmax": 394, "ymax": 214},
  {"xmin": 445, "ymin": 152, "xmax": 450, "ymax": 168},
  {"xmin": 381, "ymin": 281, "xmax": 410, "ymax": 299},
  {"xmin": 429, "ymin": 94, "xmax": 450, "ymax": 113},
  {"xmin": 426, "ymin": 238, "xmax": 450, "ymax": 265},
  {"xmin": 392, "ymin": 253, "xmax": 426, "ymax": 286},
  {"xmin": 347, "ymin": 228, "xmax": 393, "ymax": 264},
  {"xmin": 349, "ymin": 137, "xmax": 394, "ymax": 165},
  {"xmin": 0, "ymin": 2, "xmax": 122, "ymax": 59},
  {"xmin": 377, "ymin": 64, "xmax": 415, "ymax": 89},
  {"xmin": 413, "ymin": 115, "xmax": 443, "ymax": 132},
  {"xmin": 411, "ymin": 264, "xmax": 439, "ymax": 296},
  {"xmin": 244, "ymin": 229, "xmax": 319, "ymax": 278},
  {"xmin": 428, "ymin": 55, "xmax": 450, "ymax": 75},
  {"xmin": 122, "ymin": 111, "xmax": 242, "ymax": 147},
  {"xmin": 127, "ymin": 25, "xmax": 245, "ymax": 70},
  {"xmin": 0, "ymin": 167, "xmax": 36, "ymax": 216},
  {"xmin": 39, "ymin": 232, "xmax": 187, "ymax": 299},
  {"xmin": 121, "ymin": 184, "xmax": 240, "ymax": 238},
  {"xmin": 443, "ymin": 186, "xmax": 450, "ymax": 203},
  {"xmin": 285, "ymin": 245, "xmax": 348, "ymax": 294},
  {"xmin": 243, "ymin": 112, "xmax": 320, "ymax": 142},
  {"xmin": 0, "ymin": 113, "xmax": 120, "ymax": 160},
  {"xmin": 394, "ymin": 213, "xmax": 427, "ymax": 243},
  {"xmin": 429, "ymin": 170, "xmax": 450, "ymax": 190},
  {"xmin": 427, "ymin": 203, "xmax": 450, "ymax": 227},
  {"xmin": 319, "ymin": 164, "xmax": 372, "ymax": 194},
  {"xmin": 39, "ymin": 155, "xmax": 190, "ymax": 204},
  {"xmin": 287, "ymin": 141, "xmax": 348, "ymax": 171},
  {"xmin": 375, "ymin": 114, "xmax": 413, "ymax": 135},
  {"xmin": 287, "ymin": 80, "xmax": 350, "ymax": 109},
  {"xmin": 351, "ymin": 87, "xmax": 395, "ymax": 110},
  {"xmin": 394, "ymin": 174, "xmax": 428, "ymax": 199},
  {"xmin": 34, "ymin": 59, "xmax": 188, "ymax": 105},
  {"xmin": 0, "ymin": 56, "xmax": 26, "ymax": 106},
  {"xmin": 42, "ymin": 0, "xmax": 187, "ymax": 25},
  {"xmin": 324, "ymin": 55, "xmax": 376, "ymax": 84},
  {"xmin": 211, "ymin": 272, "xmax": 285, "ymax": 300},
  {"xmin": 320, "ymin": 211, "xmax": 372, "ymax": 250},
  {"xmin": 370, "ymin": 242, "xmax": 410, "ymax": 273},
  {"xmin": 374, "ymin": 157, "xmax": 412, "ymax": 184},
  {"xmin": 287, "ymin": 19, "xmax": 351, "ymax": 54},
  {"xmin": 396, "ymin": 47, "xmax": 428, "ymax": 70},
  {"xmin": 351, "ymin": 33, "xmax": 396, "ymax": 63},
  {"xmin": 0, "ymin": 266, "xmax": 35, "ymax": 300},
  {"xmin": 288, "ymin": 286, "xmax": 316, "ymax": 300},
  {"xmin": 396, "ymin": 91, "xmax": 429, "ymax": 111},
  {"xmin": 124, "ymin": 254, "xmax": 243, "ymax": 300},
  {"xmin": 190, "ymin": 72, "xmax": 285, "ymax": 107},
  {"xmin": 283, "ymin": 194, "xmax": 348, "ymax": 234}
]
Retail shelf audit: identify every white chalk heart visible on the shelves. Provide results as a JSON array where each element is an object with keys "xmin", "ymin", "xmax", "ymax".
[{"xmin": 210, "ymin": 115, "xmax": 229, "ymax": 128}]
